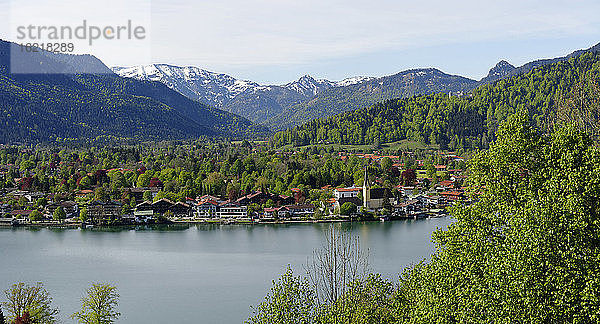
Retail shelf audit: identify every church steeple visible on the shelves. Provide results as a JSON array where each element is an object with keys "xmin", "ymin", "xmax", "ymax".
[{"xmin": 363, "ymin": 167, "xmax": 370, "ymax": 208}]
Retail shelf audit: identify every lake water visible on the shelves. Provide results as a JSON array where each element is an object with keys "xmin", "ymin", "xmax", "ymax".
[{"xmin": 0, "ymin": 218, "xmax": 452, "ymax": 323}]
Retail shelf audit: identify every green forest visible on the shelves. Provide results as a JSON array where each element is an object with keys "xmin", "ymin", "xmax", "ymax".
[{"xmin": 273, "ymin": 52, "xmax": 600, "ymax": 150}]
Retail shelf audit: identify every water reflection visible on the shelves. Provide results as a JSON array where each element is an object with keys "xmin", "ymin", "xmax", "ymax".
[{"xmin": 0, "ymin": 218, "xmax": 453, "ymax": 324}]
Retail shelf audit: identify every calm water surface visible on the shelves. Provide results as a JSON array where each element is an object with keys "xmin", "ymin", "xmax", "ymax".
[{"xmin": 0, "ymin": 218, "xmax": 452, "ymax": 323}]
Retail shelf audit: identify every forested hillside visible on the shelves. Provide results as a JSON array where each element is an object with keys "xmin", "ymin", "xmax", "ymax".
[
  {"xmin": 479, "ymin": 42, "xmax": 600, "ymax": 84},
  {"xmin": 266, "ymin": 43, "xmax": 600, "ymax": 131},
  {"xmin": 273, "ymin": 51, "xmax": 600, "ymax": 149},
  {"xmin": 264, "ymin": 68, "xmax": 478, "ymax": 130},
  {"xmin": 0, "ymin": 40, "xmax": 265, "ymax": 143}
]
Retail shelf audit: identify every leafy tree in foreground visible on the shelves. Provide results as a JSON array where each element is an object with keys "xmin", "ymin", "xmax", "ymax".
[
  {"xmin": 246, "ymin": 266, "xmax": 316, "ymax": 324},
  {"xmin": 317, "ymin": 274, "xmax": 401, "ymax": 324},
  {"xmin": 249, "ymin": 226, "xmax": 374, "ymax": 323},
  {"xmin": 399, "ymin": 113, "xmax": 600, "ymax": 322},
  {"xmin": 2, "ymin": 282, "xmax": 59, "ymax": 324},
  {"xmin": 72, "ymin": 283, "xmax": 120, "ymax": 324},
  {"xmin": 0, "ymin": 305, "xmax": 5, "ymax": 324},
  {"xmin": 250, "ymin": 113, "xmax": 600, "ymax": 323}
]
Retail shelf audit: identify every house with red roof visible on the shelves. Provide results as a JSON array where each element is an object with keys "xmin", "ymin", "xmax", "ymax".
[
  {"xmin": 333, "ymin": 186, "xmax": 362, "ymax": 209},
  {"xmin": 439, "ymin": 191, "xmax": 465, "ymax": 201}
]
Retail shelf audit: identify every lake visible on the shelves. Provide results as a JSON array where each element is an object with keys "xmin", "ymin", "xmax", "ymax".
[{"xmin": 0, "ymin": 218, "xmax": 452, "ymax": 323}]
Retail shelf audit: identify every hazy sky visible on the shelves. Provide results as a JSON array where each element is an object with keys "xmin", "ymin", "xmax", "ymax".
[{"xmin": 1, "ymin": 0, "xmax": 599, "ymax": 84}]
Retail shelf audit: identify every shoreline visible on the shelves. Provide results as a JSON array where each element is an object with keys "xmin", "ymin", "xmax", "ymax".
[{"xmin": 0, "ymin": 215, "xmax": 447, "ymax": 229}]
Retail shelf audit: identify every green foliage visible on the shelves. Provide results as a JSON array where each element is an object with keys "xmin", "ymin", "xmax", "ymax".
[
  {"xmin": 2, "ymin": 282, "xmax": 59, "ymax": 324},
  {"xmin": 317, "ymin": 274, "xmax": 401, "ymax": 324},
  {"xmin": 79, "ymin": 176, "xmax": 92, "ymax": 190},
  {"xmin": 35, "ymin": 197, "xmax": 48, "ymax": 208},
  {"xmin": 94, "ymin": 187, "xmax": 109, "ymax": 202},
  {"xmin": 79, "ymin": 208, "xmax": 88, "ymax": 222},
  {"xmin": 380, "ymin": 157, "xmax": 393, "ymax": 173},
  {"xmin": 28, "ymin": 210, "xmax": 43, "ymax": 222},
  {"xmin": 313, "ymin": 208, "xmax": 323, "ymax": 220},
  {"xmin": 253, "ymin": 113, "xmax": 600, "ymax": 323},
  {"xmin": 398, "ymin": 114, "xmax": 600, "ymax": 322},
  {"xmin": 339, "ymin": 202, "xmax": 357, "ymax": 216},
  {"xmin": 247, "ymin": 266, "xmax": 317, "ymax": 324},
  {"xmin": 72, "ymin": 283, "xmax": 120, "ymax": 324},
  {"xmin": 0, "ymin": 135, "xmax": 450, "ymax": 210},
  {"xmin": 142, "ymin": 190, "xmax": 153, "ymax": 202},
  {"xmin": 248, "ymin": 270, "xmax": 403, "ymax": 324},
  {"xmin": 555, "ymin": 71, "xmax": 600, "ymax": 139},
  {"xmin": 155, "ymin": 213, "xmax": 169, "ymax": 223},
  {"xmin": 52, "ymin": 206, "xmax": 66, "ymax": 222}
]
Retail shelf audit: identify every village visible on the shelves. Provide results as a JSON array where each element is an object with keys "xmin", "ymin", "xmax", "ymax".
[{"xmin": 0, "ymin": 149, "xmax": 468, "ymax": 227}]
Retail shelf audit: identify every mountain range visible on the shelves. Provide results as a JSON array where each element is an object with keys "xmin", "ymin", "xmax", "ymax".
[
  {"xmin": 0, "ymin": 39, "xmax": 264, "ymax": 143},
  {"xmin": 113, "ymin": 41, "xmax": 600, "ymax": 130},
  {"xmin": 1, "ymin": 38, "xmax": 599, "ymax": 144},
  {"xmin": 112, "ymin": 64, "xmax": 373, "ymax": 124},
  {"xmin": 273, "ymin": 48, "xmax": 600, "ymax": 149}
]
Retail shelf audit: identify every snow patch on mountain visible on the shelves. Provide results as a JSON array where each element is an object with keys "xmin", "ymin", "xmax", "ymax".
[
  {"xmin": 112, "ymin": 64, "xmax": 377, "ymax": 123},
  {"xmin": 335, "ymin": 76, "xmax": 376, "ymax": 87},
  {"xmin": 282, "ymin": 75, "xmax": 336, "ymax": 97},
  {"xmin": 113, "ymin": 64, "xmax": 376, "ymax": 107},
  {"xmin": 112, "ymin": 64, "xmax": 260, "ymax": 107}
]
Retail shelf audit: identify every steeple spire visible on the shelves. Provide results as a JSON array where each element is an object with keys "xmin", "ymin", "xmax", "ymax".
[{"xmin": 363, "ymin": 167, "xmax": 370, "ymax": 208}]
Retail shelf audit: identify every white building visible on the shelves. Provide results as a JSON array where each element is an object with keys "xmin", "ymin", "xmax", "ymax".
[
  {"xmin": 217, "ymin": 201, "xmax": 248, "ymax": 218},
  {"xmin": 194, "ymin": 200, "xmax": 219, "ymax": 218},
  {"xmin": 333, "ymin": 187, "xmax": 362, "ymax": 209}
]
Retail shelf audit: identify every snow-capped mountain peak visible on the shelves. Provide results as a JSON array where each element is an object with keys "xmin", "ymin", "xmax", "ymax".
[
  {"xmin": 283, "ymin": 74, "xmax": 336, "ymax": 96},
  {"xmin": 112, "ymin": 64, "xmax": 260, "ymax": 107},
  {"xmin": 112, "ymin": 64, "xmax": 377, "ymax": 123},
  {"xmin": 112, "ymin": 64, "xmax": 377, "ymax": 107}
]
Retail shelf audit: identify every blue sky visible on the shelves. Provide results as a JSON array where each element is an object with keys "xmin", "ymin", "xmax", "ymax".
[{"xmin": 1, "ymin": 0, "xmax": 599, "ymax": 84}]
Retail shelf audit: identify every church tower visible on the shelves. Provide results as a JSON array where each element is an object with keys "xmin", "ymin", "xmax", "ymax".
[{"xmin": 363, "ymin": 168, "xmax": 370, "ymax": 208}]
